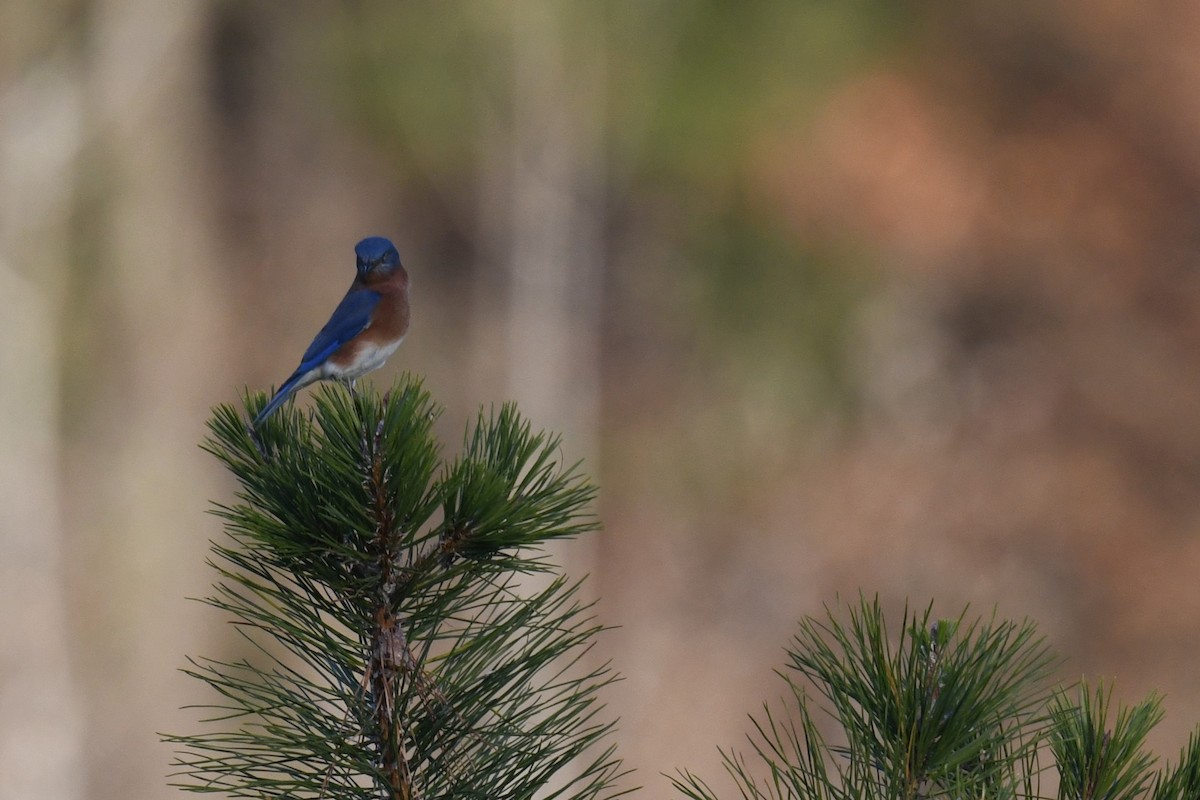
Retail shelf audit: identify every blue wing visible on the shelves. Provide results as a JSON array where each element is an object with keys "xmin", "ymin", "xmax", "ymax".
[
  {"xmin": 252, "ymin": 288, "xmax": 380, "ymax": 427},
  {"xmin": 296, "ymin": 288, "xmax": 381, "ymax": 374}
]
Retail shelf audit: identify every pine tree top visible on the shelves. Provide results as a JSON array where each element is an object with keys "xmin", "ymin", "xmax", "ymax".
[{"xmin": 167, "ymin": 377, "xmax": 630, "ymax": 800}]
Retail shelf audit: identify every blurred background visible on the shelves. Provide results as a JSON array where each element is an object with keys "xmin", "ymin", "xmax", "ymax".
[{"xmin": 4, "ymin": 1, "xmax": 1200, "ymax": 797}]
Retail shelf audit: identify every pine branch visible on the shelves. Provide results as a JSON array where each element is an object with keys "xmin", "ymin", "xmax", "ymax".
[
  {"xmin": 674, "ymin": 597, "xmax": 1200, "ymax": 800},
  {"xmin": 1049, "ymin": 681, "xmax": 1162, "ymax": 800},
  {"xmin": 675, "ymin": 596, "xmax": 1059, "ymax": 800},
  {"xmin": 166, "ymin": 376, "xmax": 629, "ymax": 800},
  {"xmin": 1153, "ymin": 727, "xmax": 1200, "ymax": 800}
]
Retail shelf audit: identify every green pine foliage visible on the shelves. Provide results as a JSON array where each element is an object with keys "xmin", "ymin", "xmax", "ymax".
[
  {"xmin": 166, "ymin": 377, "xmax": 628, "ymax": 799},
  {"xmin": 1050, "ymin": 681, "xmax": 1162, "ymax": 800},
  {"xmin": 672, "ymin": 597, "xmax": 1200, "ymax": 800},
  {"xmin": 1153, "ymin": 729, "xmax": 1200, "ymax": 800},
  {"xmin": 165, "ymin": 376, "xmax": 1200, "ymax": 800}
]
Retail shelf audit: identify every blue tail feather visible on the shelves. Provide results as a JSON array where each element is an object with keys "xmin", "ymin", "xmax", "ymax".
[{"xmin": 251, "ymin": 369, "xmax": 312, "ymax": 428}]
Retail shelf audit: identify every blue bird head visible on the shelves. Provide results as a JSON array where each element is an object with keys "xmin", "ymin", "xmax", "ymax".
[{"xmin": 354, "ymin": 236, "xmax": 402, "ymax": 275}]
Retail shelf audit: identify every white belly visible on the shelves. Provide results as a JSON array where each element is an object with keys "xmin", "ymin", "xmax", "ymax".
[{"xmin": 322, "ymin": 337, "xmax": 404, "ymax": 381}]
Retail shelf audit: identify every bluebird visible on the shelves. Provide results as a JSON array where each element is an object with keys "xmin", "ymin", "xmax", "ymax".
[{"xmin": 251, "ymin": 236, "xmax": 410, "ymax": 428}]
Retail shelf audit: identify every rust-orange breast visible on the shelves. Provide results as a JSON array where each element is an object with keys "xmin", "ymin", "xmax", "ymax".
[{"xmin": 327, "ymin": 267, "xmax": 410, "ymax": 375}]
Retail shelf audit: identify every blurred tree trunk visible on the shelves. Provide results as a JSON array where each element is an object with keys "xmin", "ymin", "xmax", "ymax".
[
  {"xmin": 67, "ymin": 1, "xmax": 227, "ymax": 797},
  {"xmin": 0, "ymin": 37, "xmax": 85, "ymax": 800},
  {"xmin": 474, "ymin": 3, "xmax": 606, "ymax": 580},
  {"xmin": 505, "ymin": 3, "xmax": 605, "ymax": 458}
]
